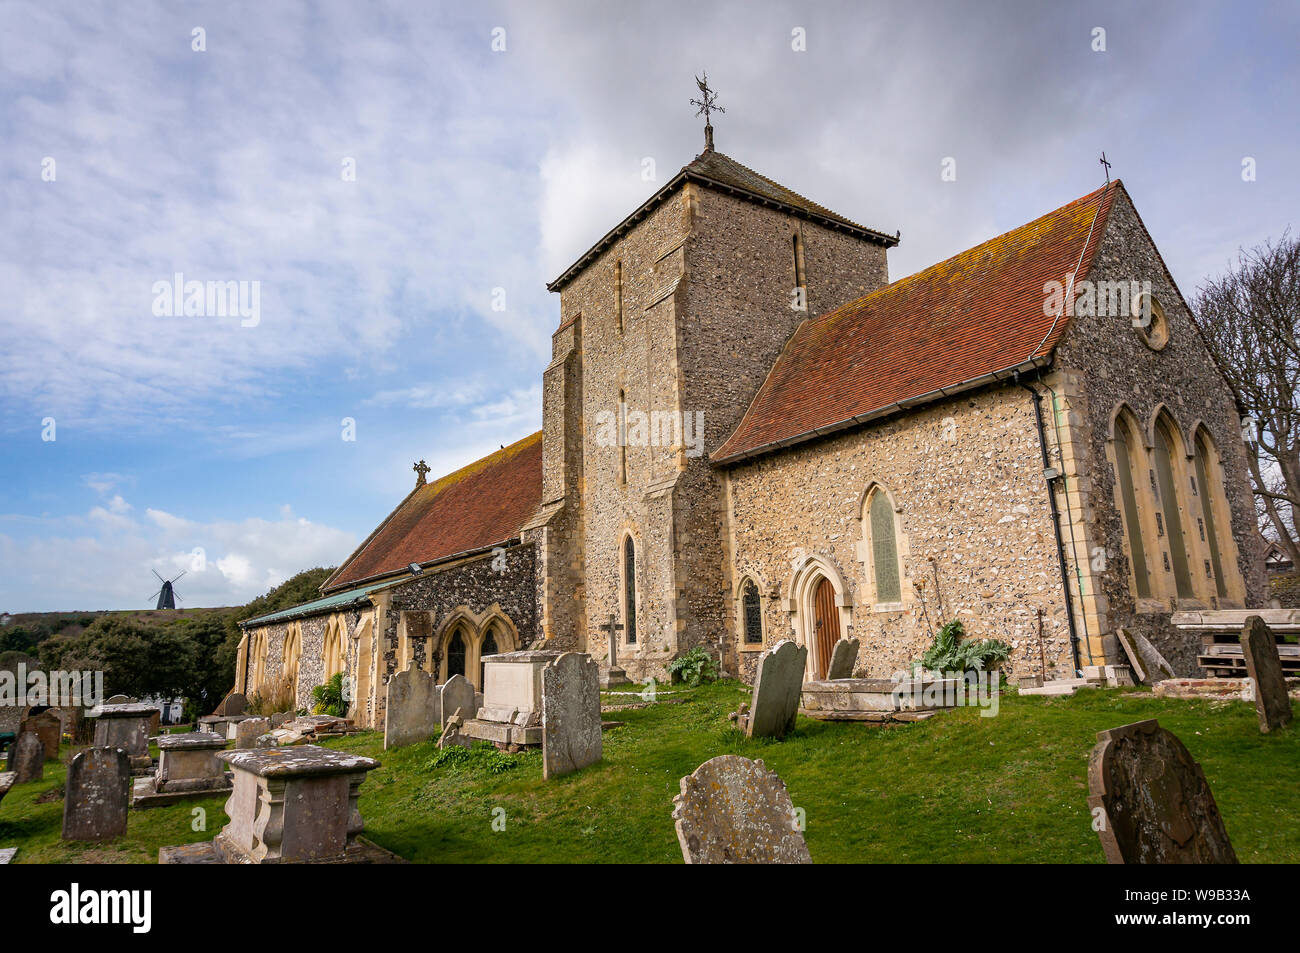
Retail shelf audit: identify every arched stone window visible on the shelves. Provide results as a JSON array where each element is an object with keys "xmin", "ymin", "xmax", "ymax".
[
  {"xmin": 1111, "ymin": 412, "xmax": 1153, "ymax": 599},
  {"xmin": 1193, "ymin": 427, "xmax": 1243, "ymax": 603},
  {"xmin": 479, "ymin": 624, "xmax": 500, "ymax": 688},
  {"xmin": 741, "ymin": 578, "xmax": 763, "ymax": 645},
  {"xmin": 322, "ymin": 618, "xmax": 345, "ymax": 682},
  {"xmin": 446, "ymin": 626, "xmax": 467, "ymax": 680},
  {"xmin": 623, "ymin": 535, "xmax": 638, "ymax": 644},
  {"xmin": 861, "ymin": 485, "xmax": 904, "ymax": 606},
  {"xmin": 1153, "ymin": 413, "xmax": 1194, "ymax": 599}
]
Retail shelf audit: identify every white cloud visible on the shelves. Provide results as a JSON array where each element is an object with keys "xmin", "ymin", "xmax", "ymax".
[{"xmin": 0, "ymin": 496, "xmax": 356, "ymax": 611}]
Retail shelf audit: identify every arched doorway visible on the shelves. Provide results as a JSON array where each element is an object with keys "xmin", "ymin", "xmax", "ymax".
[{"xmin": 812, "ymin": 576, "xmax": 841, "ymax": 679}]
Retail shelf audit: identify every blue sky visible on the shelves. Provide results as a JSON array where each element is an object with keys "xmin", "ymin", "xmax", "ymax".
[{"xmin": 2, "ymin": 1, "xmax": 1297, "ymax": 611}]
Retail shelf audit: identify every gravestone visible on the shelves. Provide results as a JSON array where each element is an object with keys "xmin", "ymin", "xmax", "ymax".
[
  {"xmin": 62, "ymin": 747, "xmax": 131, "ymax": 842},
  {"xmin": 440, "ymin": 674, "xmax": 475, "ymax": 729},
  {"xmin": 214, "ymin": 692, "xmax": 247, "ymax": 717},
  {"xmin": 541, "ymin": 653, "xmax": 602, "ymax": 779},
  {"xmin": 19, "ymin": 710, "xmax": 60, "ymax": 761},
  {"xmin": 6, "ymin": 732, "xmax": 43, "ymax": 783},
  {"xmin": 133, "ymin": 731, "xmax": 232, "ymax": 808},
  {"xmin": 1239, "ymin": 616, "xmax": 1293, "ymax": 733},
  {"xmin": 0, "ymin": 848, "xmax": 14, "ymax": 864},
  {"xmin": 234, "ymin": 717, "xmax": 270, "ymax": 749},
  {"xmin": 1116, "ymin": 629, "xmax": 1176, "ymax": 684},
  {"xmin": 213, "ymin": 745, "xmax": 380, "ymax": 863},
  {"xmin": 105, "ymin": 694, "xmax": 133, "ymax": 705},
  {"xmin": 385, "ymin": 667, "xmax": 441, "ymax": 750},
  {"xmin": 0, "ymin": 772, "xmax": 15, "ymax": 806},
  {"xmin": 672, "ymin": 755, "xmax": 811, "ymax": 864},
  {"xmin": 91, "ymin": 703, "xmax": 158, "ymax": 774},
  {"xmin": 270, "ymin": 711, "xmax": 292, "ymax": 729},
  {"xmin": 1087, "ymin": 719, "xmax": 1236, "ymax": 864},
  {"xmin": 826, "ymin": 638, "xmax": 859, "ymax": 680},
  {"xmin": 742, "ymin": 640, "xmax": 807, "ymax": 739}
]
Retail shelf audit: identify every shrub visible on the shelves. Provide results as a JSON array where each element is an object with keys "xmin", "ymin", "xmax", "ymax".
[
  {"xmin": 917, "ymin": 619, "xmax": 1011, "ymax": 674},
  {"xmin": 667, "ymin": 646, "xmax": 720, "ymax": 687},
  {"xmin": 311, "ymin": 672, "xmax": 346, "ymax": 717},
  {"xmin": 247, "ymin": 675, "xmax": 295, "ymax": 716}
]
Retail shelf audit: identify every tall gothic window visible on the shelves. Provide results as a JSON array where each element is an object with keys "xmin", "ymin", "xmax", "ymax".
[
  {"xmin": 447, "ymin": 627, "xmax": 467, "ymax": 679},
  {"xmin": 867, "ymin": 487, "xmax": 902, "ymax": 604},
  {"xmin": 742, "ymin": 579, "xmax": 762, "ymax": 644},
  {"xmin": 1194, "ymin": 430, "xmax": 1229, "ymax": 599},
  {"xmin": 1153, "ymin": 416, "xmax": 1194, "ymax": 599},
  {"xmin": 480, "ymin": 626, "xmax": 499, "ymax": 688},
  {"xmin": 1113, "ymin": 414, "xmax": 1152, "ymax": 599},
  {"xmin": 623, "ymin": 535, "xmax": 637, "ymax": 644}
]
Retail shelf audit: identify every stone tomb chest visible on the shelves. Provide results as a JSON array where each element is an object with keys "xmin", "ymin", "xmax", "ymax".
[
  {"xmin": 91, "ymin": 703, "xmax": 160, "ymax": 774},
  {"xmin": 462, "ymin": 650, "xmax": 560, "ymax": 747},
  {"xmin": 131, "ymin": 731, "xmax": 232, "ymax": 808}
]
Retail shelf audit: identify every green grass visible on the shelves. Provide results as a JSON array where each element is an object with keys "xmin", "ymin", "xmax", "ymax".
[{"xmin": 3, "ymin": 681, "xmax": 1297, "ymax": 863}]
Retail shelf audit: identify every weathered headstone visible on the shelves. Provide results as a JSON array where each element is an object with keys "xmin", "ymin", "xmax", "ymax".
[
  {"xmin": 1087, "ymin": 719, "xmax": 1236, "ymax": 864},
  {"xmin": 233, "ymin": 716, "xmax": 270, "ymax": 749},
  {"xmin": 1116, "ymin": 628, "xmax": 1176, "ymax": 684},
  {"xmin": 105, "ymin": 694, "xmax": 133, "ymax": 705},
  {"xmin": 0, "ymin": 772, "xmax": 15, "ymax": 806},
  {"xmin": 62, "ymin": 747, "xmax": 130, "ymax": 842},
  {"xmin": 91, "ymin": 703, "xmax": 158, "ymax": 774},
  {"xmin": 270, "ymin": 711, "xmax": 292, "ymax": 728},
  {"xmin": 214, "ymin": 692, "xmax": 247, "ymax": 717},
  {"xmin": 825, "ymin": 637, "xmax": 859, "ymax": 680},
  {"xmin": 672, "ymin": 755, "xmax": 811, "ymax": 864},
  {"xmin": 1239, "ymin": 616, "xmax": 1293, "ymax": 733},
  {"xmin": 742, "ymin": 639, "xmax": 807, "ymax": 739},
  {"xmin": 0, "ymin": 847, "xmax": 14, "ymax": 864},
  {"xmin": 6, "ymin": 732, "xmax": 43, "ymax": 783},
  {"xmin": 541, "ymin": 653, "xmax": 602, "ymax": 779},
  {"xmin": 439, "ymin": 674, "xmax": 475, "ymax": 730},
  {"xmin": 18, "ymin": 710, "xmax": 60, "ymax": 761},
  {"xmin": 384, "ymin": 666, "xmax": 441, "ymax": 750}
]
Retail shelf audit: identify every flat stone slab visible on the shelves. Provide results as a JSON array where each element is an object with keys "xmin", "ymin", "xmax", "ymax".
[
  {"xmin": 673, "ymin": 755, "xmax": 811, "ymax": 864},
  {"xmin": 461, "ymin": 719, "xmax": 542, "ymax": 746},
  {"xmin": 160, "ymin": 835, "xmax": 403, "ymax": 865},
  {"xmin": 218, "ymin": 745, "xmax": 379, "ymax": 777},
  {"xmin": 157, "ymin": 731, "xmax": 228, "ymax": 751},
  {"xmin": 131, "ymin": 774, "xmax": 233, "ymax": 809},
  {"xmin": 1087, "ymin": 719, "xmax": 1236, "ymax": 864},
  {"xmin": 0, "ymin": 847, "xmax": 15, "ymax": 864},
  {"xmin": 93, "ymin": 703, "xmax": 160, "ymax": 719}
]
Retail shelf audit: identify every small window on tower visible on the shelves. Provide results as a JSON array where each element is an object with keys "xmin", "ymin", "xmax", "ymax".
[
  {"xmin": 791, "ymin": 233, "xmax": 807, "ymax": 311},
  {"xmin": 614, "ymin": 260, "xmax": 624, "ymax": 333}
]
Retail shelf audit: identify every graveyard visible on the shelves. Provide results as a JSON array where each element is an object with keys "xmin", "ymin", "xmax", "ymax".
[{"xmin": 2, "ymin": 679, "xmax": 1297, "ymax": 864}]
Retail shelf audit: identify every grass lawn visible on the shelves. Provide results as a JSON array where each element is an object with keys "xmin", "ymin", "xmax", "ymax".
[{"xmin": 3, "ymin": 681, "xmax": 1297, "ymax": 863}]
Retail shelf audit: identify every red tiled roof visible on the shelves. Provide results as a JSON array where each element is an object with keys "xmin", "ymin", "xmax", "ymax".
[
  {"xmin": 713, "ymin": 181, "xmax": 1121, "ymax": 464},
  {"xmin": 322, "ymin": 432, "xmax": 542, "ymax": 592}
]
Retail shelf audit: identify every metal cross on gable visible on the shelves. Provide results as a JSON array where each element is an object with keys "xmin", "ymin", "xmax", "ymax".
[{"xmin": 1099, "ymin": 151, "xmax": 1112, "ymax": 184}]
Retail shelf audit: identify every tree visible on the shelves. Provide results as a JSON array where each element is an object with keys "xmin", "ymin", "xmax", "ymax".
[
  {"xmin": 1193, "ymin": 231, "xmax": 1300, "ymax": 566},
  {"xmin": 41, "ymin": 615, "xmax": 196, "ymax": 700}
]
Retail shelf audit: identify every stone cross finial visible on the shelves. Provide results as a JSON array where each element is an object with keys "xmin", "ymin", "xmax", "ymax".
[
  {"xmin": 413, "ymin": 459, "xmax": 430, "ymax": 487},
  {"xmin": 690, "ymin": 71, "xmax": 724, "ymax": 152}
]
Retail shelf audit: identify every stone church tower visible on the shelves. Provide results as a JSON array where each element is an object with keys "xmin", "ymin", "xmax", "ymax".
[{"xmin": 524, "ymin": 136, "xmax": 899, "ymax": 680}]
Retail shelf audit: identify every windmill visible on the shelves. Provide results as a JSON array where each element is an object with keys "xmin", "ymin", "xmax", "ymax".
[{"xmin": 149, "ymin": 569, "xmax": 186, "ymax": 610}]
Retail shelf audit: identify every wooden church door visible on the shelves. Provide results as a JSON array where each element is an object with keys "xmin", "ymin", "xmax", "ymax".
[{"xmin": 813, "ymin": 577, "xmax": 840, "ymax": 678}]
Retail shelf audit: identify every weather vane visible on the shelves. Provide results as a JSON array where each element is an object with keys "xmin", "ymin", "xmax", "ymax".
[
  {"xmin": 691, "ymin": 71, "xmax": 724, "ymax": 151},
  {"xmin": 1099, "ymin": 151, "xmax": 1112, "ymax": 184}
]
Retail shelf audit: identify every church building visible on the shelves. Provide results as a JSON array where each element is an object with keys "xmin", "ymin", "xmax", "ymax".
[{"xmin": 236, "ymin": 123, "xmax": 1267, "ymax": 728}]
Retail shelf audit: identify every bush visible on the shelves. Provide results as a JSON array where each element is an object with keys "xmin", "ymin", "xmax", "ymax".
[
  {"xmin": 427, "ymin": 742, "xmax": 521, "ymax": 774},
  {"xmin": 917, "ymin": 619, "xmax": 1010, "ymax": 674},
  {"xmin": 311, "ymin": 672, "xmax": 346, "ymax": 717},
  {"xmin": 247, "ymin": 675, "xmax": 295, "ymax": 716},
  {"xmin": 667, "ymin": 646, "xmax": 720, "ymax": 687}
]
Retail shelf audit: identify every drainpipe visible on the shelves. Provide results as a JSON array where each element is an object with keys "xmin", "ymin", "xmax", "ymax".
[{"xmin": 1017, "ymin": 373, "xmax": 1084, "ymax": 677}]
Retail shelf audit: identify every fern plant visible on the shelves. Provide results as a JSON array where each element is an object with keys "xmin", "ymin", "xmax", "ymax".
[
  {"xmin": 667, "ymin": 646, "xmax": 720, "ymax": 687},
  {"xmin": 917, "ymin": 619, "xmax": 1010, "ymax": 674}
]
